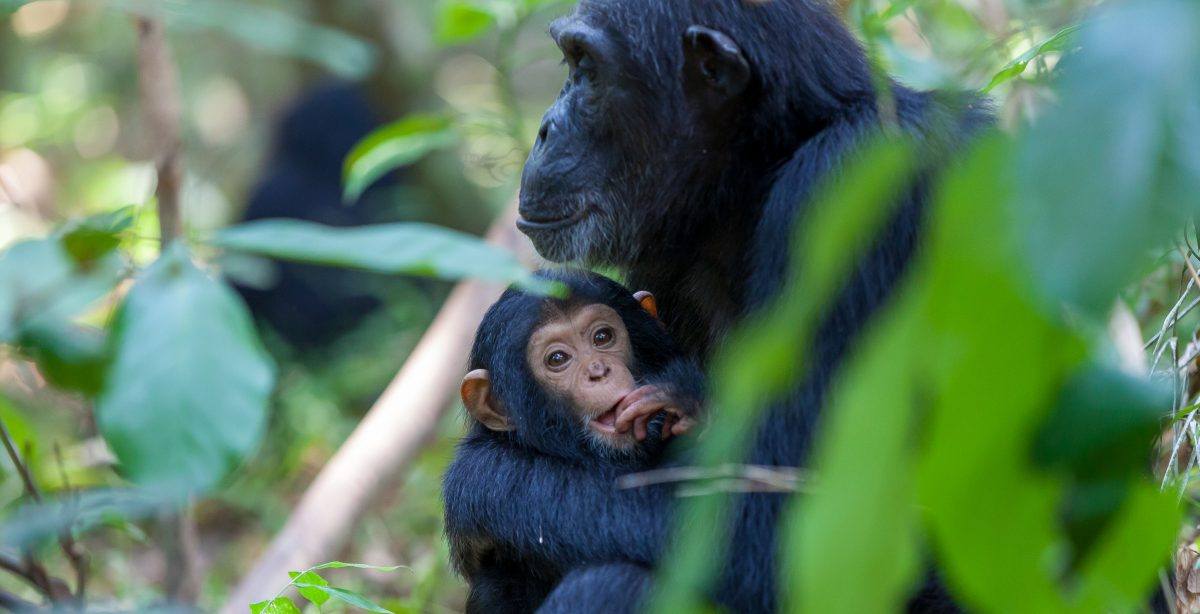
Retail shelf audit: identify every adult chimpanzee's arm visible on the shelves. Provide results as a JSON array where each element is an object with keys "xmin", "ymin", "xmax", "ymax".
[{"xmin": 443, "ymin": 436, "xmax": 676, "ymax": 574}]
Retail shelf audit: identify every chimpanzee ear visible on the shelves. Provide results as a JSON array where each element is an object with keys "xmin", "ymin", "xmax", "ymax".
[
  {"xmin": 461, "ymin": 369, "xmax": 513, "ymax": 432},
  {"xmin": 682, "ymin": 26, "xmax": 750, "ymax": 106},
  {"xmin": 633, "ymin": 291, "xmax": 658, "ymax": 319}
]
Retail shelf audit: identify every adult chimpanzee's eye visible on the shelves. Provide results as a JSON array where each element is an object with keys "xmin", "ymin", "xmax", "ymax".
[
  {"xmin": 593, "ymin": 327, "xmax": 614, "ymax": 347},
  {"xmin": 545, "ymin": 350, "xmax": 571, "ymax": 370}
]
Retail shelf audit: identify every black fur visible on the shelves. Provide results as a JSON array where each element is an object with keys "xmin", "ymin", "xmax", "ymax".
[
  {"xmin": 465, "ymin": 0, "xmax": 993, "ymax": 611},
  {"xmin": 235, "ymin": 83, "xmax": 400, "ymax": 349},
  {"xmin": 443, "ymin": 270, "xmax": 704, "ymax": 612}
]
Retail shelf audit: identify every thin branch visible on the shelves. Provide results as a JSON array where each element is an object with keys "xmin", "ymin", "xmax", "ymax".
[
  {"xmin": 52, "ymin": 444, "xmax": 86, "ymax": 600},
  {"xmin": 0, "ymin": 420, "xmax": 73, "ymax": 603},
  {"xmin": 616, "ymin": 464, "xmax": 809, "ymax": 493},
  {"xmin": 135, "ymin": 17, "xmax": 184, "ymax": 245}
]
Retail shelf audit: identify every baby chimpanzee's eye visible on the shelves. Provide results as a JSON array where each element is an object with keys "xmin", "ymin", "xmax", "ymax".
[
  {"xmin": 592, "ymin": 326, "xmax": 615, "ymax": 347},
  {"xmin": 545, "ymin": 350, "xmax": 571, "ymax": 370}
]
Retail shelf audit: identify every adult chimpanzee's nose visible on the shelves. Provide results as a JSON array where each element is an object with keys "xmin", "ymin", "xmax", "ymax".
[{"xmin": 587, "ymin": 360, "xmax": 609, "ymax": 380}]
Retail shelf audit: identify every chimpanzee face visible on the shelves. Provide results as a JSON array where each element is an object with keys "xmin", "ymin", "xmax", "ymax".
[
  {"xmin": 524, "ymin": 303, "xmax": 639, "ymax": 449},
  {"xmin": 517, "ymin": 1, "xmax": 752, "ymax": 266}
]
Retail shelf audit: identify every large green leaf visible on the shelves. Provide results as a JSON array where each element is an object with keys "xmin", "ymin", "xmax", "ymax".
[
  {"xmin": 784, "ymin": 298, "xmax": 922, "ymax": 613},
  {"xmin": 212, "ymin": 219, "xmax": 550, "ymax": 291},
  {"xmin": 342, "ymin": 114, "xmax": 458, "ymax": 203},
  {"xmin": 648, "ymin": 138, "xmax": 918, "ymax": 612},
  {"xmin": 1015, "ymin": 0, "xmax": 1200, "ymax": 316},
  {"xmin": 95, "ymin": 244, "xmax": 274, "ymax": 494}
]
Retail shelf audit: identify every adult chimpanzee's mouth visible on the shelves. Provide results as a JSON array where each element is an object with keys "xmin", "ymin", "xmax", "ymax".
[{"xmin": 516, "ymin": 206, "xmax": 589, "ymax": 232}]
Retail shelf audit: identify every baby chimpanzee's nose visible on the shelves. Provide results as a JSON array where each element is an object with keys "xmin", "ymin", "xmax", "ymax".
[{"xmin": 587, "ymin": 361, "xmax": 610, "ymax": 380}]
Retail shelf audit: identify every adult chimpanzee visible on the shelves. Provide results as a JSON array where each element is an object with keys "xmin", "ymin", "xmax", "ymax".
[
  {"xmin": 461, "ymin": 0, "xmax": 992, "ymax": 611},
  {"xmin": 443, "ymin": 270, "xmax": 704, "ymax": 613}
]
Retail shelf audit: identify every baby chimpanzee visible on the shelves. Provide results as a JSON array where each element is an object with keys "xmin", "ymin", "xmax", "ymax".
[{"xmin": 443, "ymin": 269, "xmax": 705, "ymax": 613}]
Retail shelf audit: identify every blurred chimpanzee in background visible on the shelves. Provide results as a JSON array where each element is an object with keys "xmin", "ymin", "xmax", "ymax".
[{"xmin": 234, "ymin": 83, "xmax": 407, "ymax": 350}]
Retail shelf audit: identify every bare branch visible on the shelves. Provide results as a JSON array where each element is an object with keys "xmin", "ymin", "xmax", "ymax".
[{"xmin": 135, "ymin": 17, "xmax": 184, "ymax": 245}]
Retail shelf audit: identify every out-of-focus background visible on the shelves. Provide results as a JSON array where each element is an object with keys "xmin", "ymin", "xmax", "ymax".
[{"xmin": 1, "ymin": 0, "xmax": 1198, "ymax": 611}]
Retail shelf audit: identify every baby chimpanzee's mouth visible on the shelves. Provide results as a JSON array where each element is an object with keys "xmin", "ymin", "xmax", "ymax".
[{"xmin": 590, "ymin": 406, "xmax": 619, "ymax": 434}]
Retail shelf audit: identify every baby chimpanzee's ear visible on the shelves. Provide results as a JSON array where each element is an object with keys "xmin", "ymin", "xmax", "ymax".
[
  {"xmin": 633, "ymin": 291, "xmax": 658, "ymax": 319},
  {"xmin": 461, "ymin": 369, "xmax": 513, "ymax": 432}
]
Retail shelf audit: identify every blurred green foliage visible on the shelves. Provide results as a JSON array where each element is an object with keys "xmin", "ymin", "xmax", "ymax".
[{"xmin": 0, "ymin": 0, "xmax": 1197, "ymax": 611}]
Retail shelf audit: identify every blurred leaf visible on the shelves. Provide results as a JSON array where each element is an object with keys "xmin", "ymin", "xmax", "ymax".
[
  {"xmin": 1073, "ymin": 482, "xmax": 1180, "ymax": 611},
  {"xmin": 1, "ymin": 488, "xmax": 171, "ymax": 551},
  {"xmin": 16, "ymin": 322, "xmax": 108, "ymax": 396},
  {"xmin": 288, "ymin": 571, "xmax": 330, "ymax": 606},
  {"xmin": 436, "ymin": 1, "xmax": 496, "ymax": 45},
  {"xmin": 292, "ymin": 583, "xmax": 393, "ymax": 613},
  {"xmin": 982, "ymin": 25, "xmax": 1080, "ymax": 93},
  {"xmin": 343, "ymin": 114, "xmax": 458, "ymax": 203},
  {"xmin": 212, "ymin": 219, "xmax": 552, "ymax": 291},
  {"xmin": 916, "ymin": 135, "xmax": 1077, "ymax": 612},
  {"xmin": 249, "ymin": 598, "xmax": 302, "ymax": 614},
  {"xmin": 95, "ymin": 244, "xmax": 274, "ymax": 494},
  {"xmin": 59, "ymin": 206, "xmax": 137, "ymax": 265},
  {"xmin": 0, "ymin": 238, "xmax": 124, "ymax": 344},
  {"xmin": 1033, "ymin": 365, "xmax": 1171, "ymax": 479},
  {"xmin": 649, "ymin": 137, "xmax": 917, "ymax": 612},
  {"xmin": 1015, "ymin": 0, "xmax": 1200, "ymax": 316},
  {"xmin": 785, "ymin": 298, "xmax": 921, "ymax": 613},
  {"xmin": 107, "ymin": 0, "xmax": 377, "ymax": 79}
]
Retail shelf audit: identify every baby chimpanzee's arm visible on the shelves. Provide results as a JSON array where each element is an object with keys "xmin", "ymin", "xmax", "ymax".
[{"xmin": 443, "ymin": 436, "xmax": 678, "ymax": 577}]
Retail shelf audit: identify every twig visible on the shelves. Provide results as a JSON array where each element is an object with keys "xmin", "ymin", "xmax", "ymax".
[
  {"xmin": 0, "ymin": 420, "xmax": 73, "ymax": 603},
  {"xmin": 135, "ymin": 17, "xmax": 184, "ymax": 245},
  {"xmin": 52, "ymin": 444, "xmax": 86, "ymax": 600},
  {"xmin": 617, "ymin": 463, "xmax": 809, "ymax": 493},
  {"xmin": 0, "ymin": 421, "xmax": 41, "ymax": 503}
]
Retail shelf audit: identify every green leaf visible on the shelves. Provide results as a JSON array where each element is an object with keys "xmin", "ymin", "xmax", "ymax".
[
  {"xmin": 343, "ymin": 114, "xmax": 457, "ymax": 203},
  {"xmin": 648, "ymin": 137, "xmax": 918, "ymax": 612},
  {"xmin": 249, "ymin": 597, "xmax": 302, "ymax": 614},
  {"xmin": 1033, "ymin": 366, "xmax": 1171, "ymax": 479},
  {"xmin": 785, "ymin": 300, "xmax": 922, "ymax": 613},
  {"xmin": 1, "ymin": 488, "xmax": 170, "ymax": 551},
  {"xmin": 1015, "ymin": 2, "xmax": 1200, "ymax": 315},
  {"xmin": 16, "ymin": 321, "xmax": 108, "ymax": 396},
  {"xmin": 982, "ymin": 25, "xmax": 1080, "ymax": 93},
  {"xmin": 0, "ymin": 238, "xmax": 124, "ymax": 344},
  {"xmin": 211, "ymin": 219, "xmax": 551, "ymax": 292},
  {"xmin": 59, "ymin": 206, "xmax": 136, "ymax": 265},
  {"xmin": 95, "ymin": 244, "xmax": 274, "ymax": 494},
  {"xmin": 292, "ymin": 583, "xmax": 393, "ymax": 613},
  {"xmin": 436, "ymin": 1, "xmax": 496, "ymax": 45},
  {"xmin": 310, "ymin": 561, "xmax": 407, "ymax": 573},
  {"xmin": 288, "ymin": 570, "xmax": 330, "ymax": 606}
]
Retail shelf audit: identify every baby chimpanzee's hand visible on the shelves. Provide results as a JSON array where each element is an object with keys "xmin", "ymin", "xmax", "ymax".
[{"xmin": 613, "ymin": 385, "xmax": 697, "ymax": 442}]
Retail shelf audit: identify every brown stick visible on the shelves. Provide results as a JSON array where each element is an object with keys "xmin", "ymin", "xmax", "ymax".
[
  {"xmin": 135, "ymin": 17, "xmax": 184, "ymax": 245},
  {"xmin": 221, "ymin": 205, "xmax": 535, "ymax": 612}
]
